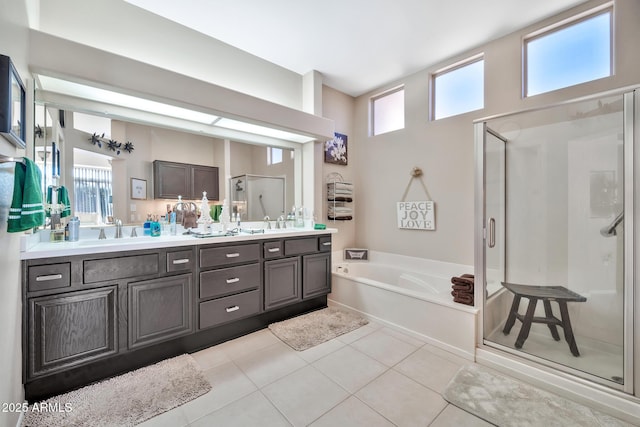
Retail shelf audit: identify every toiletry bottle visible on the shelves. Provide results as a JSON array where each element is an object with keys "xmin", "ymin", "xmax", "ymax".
[
  {"xmin": 143, "ymin": 214, "xmax": 151, "ymax": 236},
  {"xmin": 69, "ymin": 216, "xmax": 80, "ymax": 241},
  {"xmin": 150, "ymin": 215, "xmax": 161, "ymax": 237},
  {"xmin": 169, "ymin": 211, "xmax": 177, "ymax": 235},
  {"xmin": 296, "ymin": 207, "xmax": 305, "ymax": 228}
]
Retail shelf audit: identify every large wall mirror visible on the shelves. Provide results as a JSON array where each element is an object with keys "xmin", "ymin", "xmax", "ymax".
[{"xmin": 33, "ymin": 101, "xmax": 301, "ymax": 226}]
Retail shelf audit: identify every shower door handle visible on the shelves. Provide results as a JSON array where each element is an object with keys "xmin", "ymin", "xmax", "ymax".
[{"xmin": 488, "ymin": 218, "xmax": 496, "ymax": 248}]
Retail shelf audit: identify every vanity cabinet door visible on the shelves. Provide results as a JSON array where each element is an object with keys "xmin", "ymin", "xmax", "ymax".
[
  {"xmin": 154, "ymin": 160, "xmax": 219, "ymax": 199},
  {"xmin": 302, "ymin": 253, "xmax": 331, "ymax": 299},
  {"xmin": 264, "ymin": 257, "xmax": 301, "ymax": 310},
  {"xmin": 127, "ymin": 274, "xmax": 193, "ymax": 350},
  {"xmin": 153, "ymin": 160, "xmax": 189, "ymax": 199},
  {"xmin": 28, "ymin": 286, "xmax": 118, "ymax": 378},
  {"xmin": 191, "ymin": 165, "xmax": 219, "ymax": 200}
]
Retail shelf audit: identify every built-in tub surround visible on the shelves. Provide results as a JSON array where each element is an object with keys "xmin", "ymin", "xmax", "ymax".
[{"xmin": 329, "ymin": 251, "xmax": 478, "ymax": 360}]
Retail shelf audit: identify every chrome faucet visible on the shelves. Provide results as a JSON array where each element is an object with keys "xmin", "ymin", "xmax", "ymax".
[
  {"xmin": 114, "ymin": 218, "xmax": 123, "ymax": 238},
  {"xmin": 276, "ymin": 215, "xmax": 286, "ymax": 229},
  {"xmin": 263, "ymin": 215, "xmax": 272, "ymax": 230}
]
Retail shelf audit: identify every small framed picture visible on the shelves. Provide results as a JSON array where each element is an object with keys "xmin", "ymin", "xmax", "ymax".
[
  {"xmin": 131, "ymin": 178, "xmax": 147, "ymax": 200},
  {"xmin": 325, "ymin": 132, "xmax": 348, "ymax": 165}
]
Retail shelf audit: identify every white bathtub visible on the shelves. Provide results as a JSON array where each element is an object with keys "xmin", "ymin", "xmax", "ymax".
[{"xmin": 329, "ymin": 251, "xmax": 478, "ymax": 360}]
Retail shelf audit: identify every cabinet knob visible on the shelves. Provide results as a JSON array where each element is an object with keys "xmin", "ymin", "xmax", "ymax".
[
  {"xmin": 225, "ymin": 305, "xmax": 240, "ymax": 313},
  {"xmin": 172, "ymin": 259, "xmax": 190, "ymax": 265},
  {"xmin": 226, "ymin": 277, "xmax": 240, "ymax": 284},
  {"xmin": 225, "ymin": 253, "xmax": 240, "ymax": 258},
  {"xmin": 267, "ymin": 247, "xmax": 281, "ymax": 253}
]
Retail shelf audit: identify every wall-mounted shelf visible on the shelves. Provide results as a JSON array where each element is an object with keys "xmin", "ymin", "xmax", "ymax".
[{"xmin": 327, "ymin": 173, "xmax": 353, "ymax": 221}]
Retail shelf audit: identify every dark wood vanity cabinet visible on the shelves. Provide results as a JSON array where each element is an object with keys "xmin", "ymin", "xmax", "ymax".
[
  {"xmin": 198, "ymin": 243, "xmax": 262, "ymax": 330},
  {"xmin": 22, "ymin": 247, "xmax": 195, "ymax": 382},
  {"xmin": 27, "ymin": 286, "xmax": 118, "ymax": 378},
  {"xmin": 264, "ymin": 235, "xmax": 332, "ymax": 310},
  {"xmin": 153, "ymin": 160, "xmax": 219, "ymax": 200},
  {"xmin": 127, "ymin": 274, "xmax": 193, "ymax": 350},
  {"xmin": 22, "ymin": 233, "xmax": 331, "ymax": 401}
]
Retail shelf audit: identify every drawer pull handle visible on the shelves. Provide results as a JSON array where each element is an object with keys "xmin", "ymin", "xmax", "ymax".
[
  {"xmin": 226, "ymin": 277, "xmax": 240, "ymax": 284},
  {"xmin": 225, "ymin": 253, "xmax": 240, "ymax": 258},
  {"xmin": 226, "ymin": 305, "xmax": 240, "ymax": 313},
  {"xmin": 172, "ymin": 258, "xmax": 190, "ymax": 265},
  {"xmin": 36, "ymin": 274, "xmax": 63, "ymax": 282},
  {"xmin": 267, "ymin": 247, "xmax": 281, "ymax": 253},
  {"xmin": 322, "ymin": 242, "xmax": 332, "ymax": 246}
]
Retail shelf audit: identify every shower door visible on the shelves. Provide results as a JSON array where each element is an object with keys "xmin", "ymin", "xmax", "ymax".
[{"xmin": 477, "ymin": 90, "xmax": 635, "ymax": 392}]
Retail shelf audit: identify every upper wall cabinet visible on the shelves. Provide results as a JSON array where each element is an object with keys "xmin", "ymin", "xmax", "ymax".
[{"xmin": 153, "ymin": 160, "xmax": 219, "ymax": 200}]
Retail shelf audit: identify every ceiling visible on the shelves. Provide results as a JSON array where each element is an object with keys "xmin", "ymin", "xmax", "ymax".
[{"xmin": 124, "ymin": 0, "xmax": 588, "ymax": 97}]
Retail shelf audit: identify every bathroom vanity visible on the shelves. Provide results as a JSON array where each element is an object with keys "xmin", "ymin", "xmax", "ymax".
[{"xmin": 20, "ymin": 229, "xmax": 333, "ymax": 401}]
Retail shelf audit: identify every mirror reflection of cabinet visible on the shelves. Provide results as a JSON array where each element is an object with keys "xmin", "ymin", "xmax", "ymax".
[
  {"xmin": 231, "ymin": 174, "xmax": 285, "ymax": 221},
  {"xmin": 153, "ymin": 160, "xmax": 219, "ymax": 200}
]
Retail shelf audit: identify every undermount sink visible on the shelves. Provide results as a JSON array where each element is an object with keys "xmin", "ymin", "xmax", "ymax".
[{"xmin": 77, "ymin": 236, "xmax": 156, "ymax": 246}]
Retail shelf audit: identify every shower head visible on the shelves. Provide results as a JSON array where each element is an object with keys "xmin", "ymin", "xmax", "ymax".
[{"xmin": 600, "ymin": 211, "xmax": 623, "ymax": 237}]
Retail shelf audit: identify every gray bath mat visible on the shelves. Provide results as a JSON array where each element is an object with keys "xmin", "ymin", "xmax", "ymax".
[
  {"xmin": 22, "ymin": 354, "xmax": 211, "ymax": 427},
  {"xmin": 443, "ymin": 364, "xmax": 632, "ymax": 427},
  {"xmin": 269, "ymin": 307, "xmax": 369, "ymax": 351}
]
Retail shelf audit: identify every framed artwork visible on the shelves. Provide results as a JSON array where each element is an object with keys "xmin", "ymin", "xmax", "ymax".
[
  {"xmin": 131, "ymin": 178, "xmax": 147, "ymax": 200},
  {"xmin": 0, "ymin": 55, "xmax": 26, "ymax": 148},
  {"xmin": 325, "ymin": 132, "xmax": 348, "ymax": 165}
]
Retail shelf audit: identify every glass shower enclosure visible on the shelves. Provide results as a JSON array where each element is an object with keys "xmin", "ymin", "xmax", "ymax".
[{"xmin": 475, "ymin": 88, "xmax": 636, "ymax": 393}]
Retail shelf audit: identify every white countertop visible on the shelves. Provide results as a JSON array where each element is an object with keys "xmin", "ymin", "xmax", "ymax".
[{"xmin": 20, "ymin": 227, "xmax": 336, "ymax": 260}]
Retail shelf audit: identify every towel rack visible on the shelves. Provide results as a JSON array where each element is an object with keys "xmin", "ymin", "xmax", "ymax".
[{"xmin": 0, "ymin": 154, "xmax": 25, "ymax": 164}]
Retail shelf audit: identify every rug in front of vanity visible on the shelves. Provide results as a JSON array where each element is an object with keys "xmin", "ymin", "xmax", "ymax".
[
  {"xmin": 269, "ymin": 307, "xmax": 369, "ymax": 351},
  {"xmin": 443, "ymin": 364, "xmax": 633, "ymax": 427},
  {"xmin": 21, "ymin": 354, "xmax": 211, "ymax": 427}
]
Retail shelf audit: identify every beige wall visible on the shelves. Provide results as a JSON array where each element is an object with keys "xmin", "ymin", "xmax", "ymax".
[
  {"xmin": 352, "ymin": 0, "xmax": 640, "ymax": 265},
  {"xmin": 63, "ymin": 120, "xmax": 226, "ymax": 224},
  {"xmin": 321, "ymin": 86, "xmax": 357, "ymax": 251},
  {"xmin": 0, "ymin": 0, "xmax": 30, "ymax": 424}
]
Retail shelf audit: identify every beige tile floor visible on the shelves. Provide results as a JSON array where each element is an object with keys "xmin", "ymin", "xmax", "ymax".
[{"xmin": 138, "ymin": 321, "xmax": 493, "ymax": 427}]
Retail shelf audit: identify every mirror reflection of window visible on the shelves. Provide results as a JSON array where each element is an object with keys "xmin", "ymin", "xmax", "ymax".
[{"xmin": 73, "ymin": 148, "xmax": 113, "ymax": 225}]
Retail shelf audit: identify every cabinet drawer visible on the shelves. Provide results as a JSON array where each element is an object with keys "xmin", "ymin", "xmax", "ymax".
[
  {"xmin": 284, "ymin": 237, "xmax": 318, "ymax": 256},
  {"xmin": 318, "ymin": 236, "xmax": 332, "ymax": 252},
  {"xmin": 200, "ymin": 244, "xmax": 260, "ymax": 268},
  {"xmin": 167, "ymin": 249, "xmax": 194, "ymax": 272},
  {"xmin": 263, "ymin": 240, "xmax": 283, "ymax": 259},
  {"xmin": 199, "ymin": 290, "xmax": 260, "ymax": 329},
  {"xmin": 28, "ymin": 263, "xmax": 71, "ymax": 292},
  {"xmin": 200, "ymin": 263, "xmax": 259, "ymax": 300},
  {"xmin": 84, "ymin": 254, "xmax": 159, "ymax": 283}
]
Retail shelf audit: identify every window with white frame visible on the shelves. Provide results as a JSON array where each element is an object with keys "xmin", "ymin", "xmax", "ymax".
[
  {"xmin": 371, "ymin": 87, "xmax": 405, "ymax": 136},
  {"xmin": 267, "ymin": 147, "xmax": 283, "ymax": 165},
  {"xmin": 525, "ymin": 7, "xmax": 612, "ymax": 97},
  {"xmin": 432, "ymin": 56, "xmax": 484, "ymax": 120}
]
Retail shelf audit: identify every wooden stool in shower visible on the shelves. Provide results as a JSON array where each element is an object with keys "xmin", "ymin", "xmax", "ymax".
[{"xmin": 501, "ymin": 282, "xmax": 587, "ymax": 357}]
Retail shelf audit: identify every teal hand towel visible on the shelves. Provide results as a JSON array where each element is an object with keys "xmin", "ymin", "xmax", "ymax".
[
  {"xmin": 45, "ymin": 185, "xmax": 72, "ymax": 218},
  {"xmin": 8, "ymin": 158, "xmax": 45, "ymax": 232}
]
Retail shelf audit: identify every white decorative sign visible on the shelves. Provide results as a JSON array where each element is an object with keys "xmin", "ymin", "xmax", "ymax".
[{"xmin": 397, "ymin": 201, "xmax": 435, "ymax": 230}]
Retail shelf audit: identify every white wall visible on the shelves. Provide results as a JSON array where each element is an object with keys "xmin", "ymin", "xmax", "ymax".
[
  {"xmin": 352, "ymin": 0, "xmax": 640, "ymax": 266},
  {"xmin": 33, "ymin": 0, "xmax": 303, "ymax": 110},
  {"xmin": 0, "ymin": 0, "xmax": 30, "ymax": 424}
]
